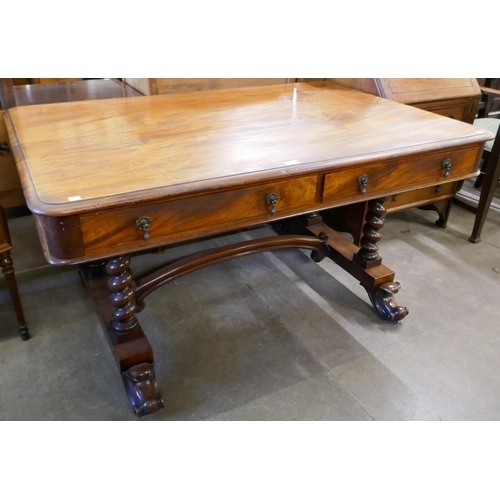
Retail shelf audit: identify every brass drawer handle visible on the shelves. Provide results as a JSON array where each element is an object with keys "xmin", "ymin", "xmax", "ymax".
[
  {"xmin": 0, "ymin": 142, "xmax": 10, "ymax": 155},
  {"xmin": 136, "ymin": 216, "xmax": 151, "ymax": 241},
  {"xmin": 358, "ymin": 174, "xmax": 368, "ymax": 195},
  {"xmin": 442, "ymin": 159, "xmax": 452, "ymax": 178},
  {"xmin": 266, "ymin": 192, "xmax": 279, "ymax": 216}
]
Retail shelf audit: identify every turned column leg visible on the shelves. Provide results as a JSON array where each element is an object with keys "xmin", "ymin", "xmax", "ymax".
[
  {"xmin": 352, "ymin": 197, "xmax": 408, "ymax": 322},
  {"xmin": 353, "ymin": 196, "xmax": 387, "ymax": 269},
  {"xmin": 103, "ymin": 255, "xmax": 164, "ymax": 417},
  {"xmin": 1, "ymin": 250, "xmax": 30, "ymax": 340},
  {"xmin": 106, "ymin": 255, "xmax": 138, "ymax": 332}
]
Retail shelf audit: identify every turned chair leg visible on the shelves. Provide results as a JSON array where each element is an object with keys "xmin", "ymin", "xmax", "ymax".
[
  {"xmin": 1, "ymin": 250, "xmax": 30, "ymax": 340},
  {"xmin": 469, "ymin": 135, "xmax": 500, "ymax": 243},
  {"xmin": 0, "ymin": 204, "xmax": 30, "ymax": 340}
]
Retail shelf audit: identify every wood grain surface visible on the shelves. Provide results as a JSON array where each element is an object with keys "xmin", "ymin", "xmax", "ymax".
[{"xmin": 5, "ymin": 82, "xmax": 492, "ymax": 216}]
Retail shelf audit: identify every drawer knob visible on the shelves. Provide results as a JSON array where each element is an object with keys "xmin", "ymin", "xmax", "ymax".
[
  {"xmin": 442, "ymin": 159, "xmax": 452, "ymax": 178},
  {"xmin": 450, "ymin": 114, "xmax": 455, "ymax": 119},
  {"xmin": 0, "ymin": 142, "xmax": 10, "ymax": 155},
  {"xmin": 136, "ymin": 216, "xmax": 151, "ymax": 241},
  {"xmin": 266, "ymin": 192, "xmax": 279, "ymax": 216},
  {"xmin": 358, "ymin": 174, "xmax": 368, "ymax": 195}
]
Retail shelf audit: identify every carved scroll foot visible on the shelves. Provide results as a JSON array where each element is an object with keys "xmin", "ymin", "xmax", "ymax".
[
  {"xmin": 122, "ymin": 363, "xmax": 165, "ymax": 418},
  {"xmin": 364, "ymin": 282, "xmax": 409, "ymax": 323}
]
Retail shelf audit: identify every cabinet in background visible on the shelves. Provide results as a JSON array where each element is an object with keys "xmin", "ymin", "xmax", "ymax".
[
  {"xmin": 323, "ymin": 78, "xmax": 482, "ymax": 242},
  {"xmin": 328, "ymin": 78, "xmax": 480, "ymax": 123},
  {"xmin": 123, "ymin": 78, "xmax": 293, "ymax": 95}
]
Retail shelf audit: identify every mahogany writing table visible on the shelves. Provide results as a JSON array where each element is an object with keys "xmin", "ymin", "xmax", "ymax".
[{"xmin": 4, "ymin": 82, "xmax": 493, "ymax": 416}]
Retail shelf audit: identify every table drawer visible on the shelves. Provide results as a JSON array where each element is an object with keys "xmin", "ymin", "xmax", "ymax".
[
  {"xmin": 424, "ymin": 104, "xmax": 466, "ymax": 121},
  {"xmin": 323, "ymin": 147, "xmax": 479, "ymax": 205},
  {"xmin": 80, "ymin": 175, "xmax": 317, "ymax": 256},
  {"xmin": 384, "ymin": 181, "xmax": 459, "ymax": 212}
]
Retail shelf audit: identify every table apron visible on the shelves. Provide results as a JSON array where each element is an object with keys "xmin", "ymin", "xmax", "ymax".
[{"xmin": 36, "ymin": 145, "xmax": 481, "ymax": 264}]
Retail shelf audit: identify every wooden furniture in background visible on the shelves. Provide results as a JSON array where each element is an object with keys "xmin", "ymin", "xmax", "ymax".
[
  {"xmin": 12, "ymin": 79, "xmax": 30, "ymax": 86},
  {"xmin": 473, "ymin": 86, "xmax": 500, "ymax": 190},
  {"xmin": 0, "ymin": 205, "xmax": 29, "ymax": 340},
  {"xmin": 0, "ymin": 110, "xmax": 25, "ymax": 208},
  {"xmin": 0, "ymin": 78, "xmax": 16, "ymax": 109},
  {"xmin": 329, "ymin": 78, "xmax": 480, "ymax": 122},
  {"xmin": 30, "ymin": 78, "xmax": 83, "ymax": 85},
  {"xmin": 12, "ymin": 78, "xmax": 84, "ymax": 85},
  {"xmin": 11, "ymin": 79, "xmax": 142, "ymax": 106},
  {"xmin": 9, "ymin": 78, "xmax": 83, "ymax": 88},
  {"xmin": 123, "ymin": 78, "xmax": 293, "ymax": 95},
  {"xmin": 2, "ymin": 78, "xmax": 142, "ymax": 108},
  {"xmin": 322, "ymin": 78, "xmax": 483, "ymax": 243},
  {"xmin": 5, "ymin": 82, "xmax": 492, "ymax": 416},
  {"xmin": 465, "ymin": 86, "xmax": 500, "ymax": 242},
  {"xmin": 477, "ymin": 79, "xmax": 500, "ymax": 118}
]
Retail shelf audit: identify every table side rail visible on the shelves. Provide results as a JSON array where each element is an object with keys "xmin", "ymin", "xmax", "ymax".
[{"xmin": 34, "ymin": 143, "xmax": 484, "ymax": 265}]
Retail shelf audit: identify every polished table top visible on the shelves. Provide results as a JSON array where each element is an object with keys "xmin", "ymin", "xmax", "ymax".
[{"xmin": 5, "ymin": 82, "xmax": 492, "ymax": 217}]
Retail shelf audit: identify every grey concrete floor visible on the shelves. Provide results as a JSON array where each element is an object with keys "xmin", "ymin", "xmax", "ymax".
[{"xmin": 1, "ymin": 194, "xmax": 500, "ymax": 421}]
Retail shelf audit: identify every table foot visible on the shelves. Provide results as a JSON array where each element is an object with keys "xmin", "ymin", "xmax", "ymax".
[
  {"xmin": 364, "ymin": 281, "xmax": 409, "ymax": 323},
  {"xmin": 122, "ymin": 362, "xmax": 165, "ymax": 418},
  {"xmin": 278, "ymin": 216, "xmax": 409, "ymax": 323}
]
